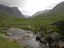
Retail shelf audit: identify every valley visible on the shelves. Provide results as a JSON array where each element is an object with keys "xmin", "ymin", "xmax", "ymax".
[{"xmin": 0, "ymin": 1, "xmax": 64, "ymax": 48}]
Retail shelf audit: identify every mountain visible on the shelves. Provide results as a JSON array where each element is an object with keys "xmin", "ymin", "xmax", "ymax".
[
  {"xmin": 32, "ymin": 1, "xmax": 64, "ymax": 17},
  {"xmin": 52, "ymin": 1, "xmax": 64, "ymax": 11},
  {"xmin": 32, "ymin": 9, "xmax": 50, "ymax": 17},
  {"xmin": 28, "ymin": 1, "xmax": 64, "ymax": 25},
  {"xmin": 34, "ymin": 1, "xmax": 64, "ymax": 17},
  {"xmin": 0, "ymin": 4, "xmax": 24, "ymax": 17}
]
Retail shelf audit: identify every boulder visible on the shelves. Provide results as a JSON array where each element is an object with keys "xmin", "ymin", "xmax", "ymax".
[
  {"xmin": 50, "ymin": 40, "xmax": 64, "ymax": 48},
  {"xmin": 40, "ymin": 36, "xmax": 46, "ymax": 43},
  {"xmin": 36, "ymin": 32, "xmax": 42, "ymax": 40},
  {"xmin": 36, "ymin": 32, "xmax": 42, "ymax": 38},
  {"xmin": 51, "ymin": 41, "xmax": 60, "ymax": 48},
  {"xmin": 50, "ymin": 33, "xmax": 61, "ymax": 40},
  {"xmin": 59, "ymin": 40, "xmax": 64, "ymax": 48}
]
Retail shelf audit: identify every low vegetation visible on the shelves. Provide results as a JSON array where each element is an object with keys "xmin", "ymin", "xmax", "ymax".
[{"xmin": 0, "ymin": 37, "xmax": 22, "ymax": 48}]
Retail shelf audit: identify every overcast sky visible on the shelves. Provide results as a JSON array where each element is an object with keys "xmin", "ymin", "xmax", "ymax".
[{"xmin": 0, "ymin": 0, "xmax": 64, "ymax": 16}]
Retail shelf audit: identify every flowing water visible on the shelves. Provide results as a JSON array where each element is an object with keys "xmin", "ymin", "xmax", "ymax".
[{"xmin": 6, "ymin": 28, "xmax": 46, "ymax": 48}]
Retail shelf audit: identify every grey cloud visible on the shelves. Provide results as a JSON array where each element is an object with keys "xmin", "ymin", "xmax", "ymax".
[
  {"xmin": 0, "ymin": 1, "xmax": 12, "ymax": 6},
  {"xmin": 20, "ymin": 10, "xmax": 32, "ymax": 13},
  {"xmin": 46, "ymin": 3, "xmax": 59, "ymax": 9},
  {"xmin": 0, "ymin": 0, "xmax": 27, "ymax": 7}
]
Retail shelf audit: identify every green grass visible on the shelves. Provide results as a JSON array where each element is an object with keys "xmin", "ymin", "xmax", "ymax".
[
  {"xmin": 0, "ymin": 9, "xmax": 64, "ymax": 31},
  {"xmin": 0, "ymin": 37, "xmax": 22, "ymax": 48}
]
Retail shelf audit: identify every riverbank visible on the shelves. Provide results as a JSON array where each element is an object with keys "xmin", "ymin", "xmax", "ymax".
[
  {"xmin": 1, "ymin": 27, "xmax": 64, "ymax": 48},
  {"xmin": 0, "ymin": 36, "xmax": 22, "ymax": 48},
  {"xmin": 1, "ymin": 27, "xmax": 47, "ymax": 48}
]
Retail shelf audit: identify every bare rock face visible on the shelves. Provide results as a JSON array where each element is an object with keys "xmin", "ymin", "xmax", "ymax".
[
  {"xmin": 0, "ymin": 4, "xmax": 24, "ymax": 17},
  {"xmin": 59, "ymin": 40, "xmax": 64, "ymax": 48}
]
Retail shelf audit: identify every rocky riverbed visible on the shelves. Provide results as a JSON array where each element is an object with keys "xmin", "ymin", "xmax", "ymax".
[{"xmin": 1, "ymin": 27, "xmax": 47, "ymax": 48}]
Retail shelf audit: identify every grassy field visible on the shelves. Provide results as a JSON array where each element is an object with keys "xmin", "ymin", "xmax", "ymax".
[{"xmin": 0, "ymin": 9, "xmax": 64, "ymax": 31}]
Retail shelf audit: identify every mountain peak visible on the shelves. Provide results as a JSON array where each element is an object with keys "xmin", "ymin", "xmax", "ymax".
[
  {"xmin": 52, "ymin": 1, "xmax": 64, "ymax": 11},
  {"xmin": 0, "ymin": 4, "xmax": 24, "ymax": 17},
  {"xmin": 32, "ymin": 9, "xmax": 51, "ymax": 17}
]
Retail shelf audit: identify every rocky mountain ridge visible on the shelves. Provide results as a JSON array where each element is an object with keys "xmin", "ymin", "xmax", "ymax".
[{"xmin": 0, "ymin": 4, "xmax": 24, "ymax": 17}]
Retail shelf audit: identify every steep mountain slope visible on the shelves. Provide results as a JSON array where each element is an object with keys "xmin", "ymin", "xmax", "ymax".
[
  {"xmin": 29, "ymin": 1, "xmax": 64, "ymax": 25},
  {"xmin": 0, "ymin": 4, "xmax": 24, "ymax": 17},
  {"xmin": 34, "ymin": 1, "xmax": 64, "ymax": 17},
  {"xmin": 52, "ymin": 1, "xmax": 64, "ymax": 11},
  {"xmin": 32, "ymin": 9, "xmax": 50, "ymax": 17}
]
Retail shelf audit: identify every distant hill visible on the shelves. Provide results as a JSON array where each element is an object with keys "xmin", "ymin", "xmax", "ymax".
[
  {"xmin": 32, "ymin": 9, "xmax": 51, "ymax": 17},
  {"xmin": 0, "ymin": 4, "xmax": 24, "ymax": 17},
  {"xmin": 24, "ymin": 15, "xmax": 31, "ymax": 18}
]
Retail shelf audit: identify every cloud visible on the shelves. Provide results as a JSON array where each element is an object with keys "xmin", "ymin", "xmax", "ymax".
[
  {"xmin": 0, "ymin": 0, "xmax": 27, "ymax": 7},
  {"xmin": 22, "ymin": 13, "xmax": 35, "ymax": 16},
  {"xmin": 0, "ymin": 0, "xmax": 12, "ymax": 6},
  {"xmin": 0, "ymin": 0, "xmax": 64, "ymax": 16}
]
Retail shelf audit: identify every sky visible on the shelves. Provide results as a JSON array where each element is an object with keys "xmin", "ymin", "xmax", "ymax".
[{"xmin": 0, "ymin": 0, "xmax": 64, "ymax": 16}]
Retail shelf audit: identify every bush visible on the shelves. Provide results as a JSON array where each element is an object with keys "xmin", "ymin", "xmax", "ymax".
[
  {"xmin": 0, "ymin": 28, "xmax": 7, "ymax": 34},
  {"xmin": 45, "ymin": 34, "xmax": 50, "ymax": 41},
  {"xmin": 34, "ymin": 22, "xmax": 47, "ymax": 34},
  {"xmin": 51, "ymin": 24, "xmax": 64, "ymax": 40}
]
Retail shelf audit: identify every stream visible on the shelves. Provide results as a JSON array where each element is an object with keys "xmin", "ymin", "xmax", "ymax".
[{"xmin": 5, "ymin": 27, "xmax": 46, "ymax": 48}]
